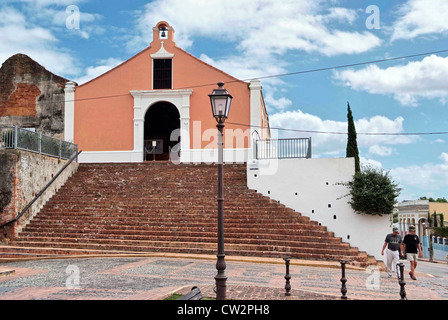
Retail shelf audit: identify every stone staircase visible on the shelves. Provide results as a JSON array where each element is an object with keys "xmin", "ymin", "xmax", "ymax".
[{"xmin": 1, "ymin": 162, "xmax": 373, "ymax": 266}]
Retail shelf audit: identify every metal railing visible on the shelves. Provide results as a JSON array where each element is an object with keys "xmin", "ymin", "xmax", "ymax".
[
  {"xmin": 256, "ymin": 138, "xmax": 312, "ymax": 160},
  {"xmin": 0, "ymin": 126, "xmax": 78, "ymax": 160}
]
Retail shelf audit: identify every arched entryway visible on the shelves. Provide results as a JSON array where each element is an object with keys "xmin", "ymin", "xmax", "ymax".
[{"xmin": 144, "ymin": 101, "xmax": 180, "ymax": 161}]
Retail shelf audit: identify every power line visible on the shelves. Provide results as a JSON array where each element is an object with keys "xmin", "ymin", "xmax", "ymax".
[
  {"xmin": 238, "ymin": 49, "xmax": 448, "ymax": 83},
  {"xmin": 70, "ymin": 48, "xmax": 448, "ymax": 102},
  {"xmin": 226, "ymin": 121, "xmax": 448, "ymax": 136},
  {"xmin": 65, "ymin": 48, "xmax": 448, "ymax": 136}
]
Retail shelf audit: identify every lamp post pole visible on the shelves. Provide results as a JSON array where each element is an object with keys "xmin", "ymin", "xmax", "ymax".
[
  {"xmin": 209, "ymin": 82, "xmax": 232, "ymax": 301},
  {"xmin": 215, "ymin": 121, "xmax": 227, "ymax": 300}
]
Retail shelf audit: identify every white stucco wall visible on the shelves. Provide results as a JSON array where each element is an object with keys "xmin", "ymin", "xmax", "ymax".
[{"xmin": 247, "ymin": 157, "xmax": 392, "ymax": 261}]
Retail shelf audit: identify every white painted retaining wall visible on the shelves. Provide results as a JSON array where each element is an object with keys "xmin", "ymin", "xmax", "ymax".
[{"xmin": 247, "ymin": 157, "xmax": 392, "ymax": 261}]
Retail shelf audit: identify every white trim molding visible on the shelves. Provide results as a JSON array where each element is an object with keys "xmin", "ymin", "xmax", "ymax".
[
  {"xmin": 78, "ymin": 148, "xmax": 249, "ymax": 164},
  {"xmin": 64, "ymin": 81, "xmax": 76, "ymax": 142},
  {"xmin": 150, "ymin": 41, "xmax": 175, "ymax": 59},
  {"xmin": 181, "ymin": 148, "xmax": 249, "ymax": 164},
  {"xmin": 78, "ymin": 150, "xmax": 143, "ymax": 163},
  {"xmin": 249, "ymin": 79, "xmax": 262, "ymax": 160},
  {"xmin": 130, "ymin": 89, "xmax": 193, "ymax": 163}
]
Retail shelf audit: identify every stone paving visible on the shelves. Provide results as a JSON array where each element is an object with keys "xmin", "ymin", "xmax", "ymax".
[{"xmin": 0, "ymin": 255, "xmax": 447, "ymax": 300}]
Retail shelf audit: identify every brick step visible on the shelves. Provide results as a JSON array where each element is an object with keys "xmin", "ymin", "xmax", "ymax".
[
  {"xmin": 21, "ymin": 225, "xmax": 332, "ymax": 239},
  {"xmin": 11, "ymin": 239, "xmax": 362, "ymax": 258},
  {"xmin": 74, "ymin": 165, "xmax": 245, "ymax": 170},
  {"xmin": 20, "ymin": 227, "xmax": 343, "ymax": 243},
  {"xmin": 14, "ymin": 234, "xmax": 358, "ymax": 254},
  {"xmin": 39, "ymin": 203, "xmax": 293, "ymax": 211},
  {"xmin": 41, "ymin": 195, "xmax": 283, "ymax": 204},
  {"xmin": 10, "ymin": 162, "xmax": 373, "ymax": 266},
  {"xmin": 43, "ymin": 191, "xmax": 273, "ymax": 202},
  {"xmin": 44, "ymin": 195, "xmax": 281, "ymax": 201},
  {"xmin": 64, "ymin": 180, "xmax": 247, "ymax": 186},
  {"xmin": 0, "ymin": 245, "xmax": 136, "ymax": 257},
  {"xmin": 56, "ymin": 188, "xmax": 248, "ymax": 195},
  {"xmin": 17, "ymin": 232, "xmax": 349, "ymax": 249},
  {"xmin": 24, "ymin": 219, "xmax": 327, "ymax": 232},
  {"xmin": 28, "ymin": 214, "xmax": 312, "ymax": 225},
  {"xmin": 53, "ymin": 187, "xmax": 255, "ymax": 194},
  {"xmin": 44, "ymin": 194, "xmax": 277, "ymax": 203},
  {"xmin": 62, "ymin": 178, "xmax": 245, "ymax": 184},
  {"xmin": 31, "ymin": 215, "xmax": 309, "ymax": 225},
  {"xmin": 1, "ymin": 244, "xmax": 367, "ymax": 264},
  {"xmin": 35, "ymin": 209, "xmax": 301, "ymax": 218}
]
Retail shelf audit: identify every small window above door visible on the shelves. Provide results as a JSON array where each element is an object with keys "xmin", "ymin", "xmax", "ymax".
[{"xmin": 153, "ymin": 59, "xmax": 172, "ymax": 90}]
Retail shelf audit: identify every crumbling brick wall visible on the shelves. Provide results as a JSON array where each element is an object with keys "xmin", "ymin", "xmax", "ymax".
[{"xmin": 0, "ymin": 54, "xmax": 69, "ymax": 139}]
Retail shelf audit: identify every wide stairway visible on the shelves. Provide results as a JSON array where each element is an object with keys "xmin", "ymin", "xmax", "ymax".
[{"xmin": 2, "ymin": 163, "xmax": 372, "ymax": 266}]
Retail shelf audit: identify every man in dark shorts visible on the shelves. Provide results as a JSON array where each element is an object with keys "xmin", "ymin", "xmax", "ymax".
[
  {"xmin": 381, "ymin": 227, "xmax": 404, "ymax": 277},
  {"xmin": 403, "ymin": 225, "xmax": 423, "ymax": 280}
]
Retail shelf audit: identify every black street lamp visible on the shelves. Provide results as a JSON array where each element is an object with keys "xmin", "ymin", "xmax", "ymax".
[{"xmin": 209, "ymin": 82, "xmax": 233, "ymax": 300}]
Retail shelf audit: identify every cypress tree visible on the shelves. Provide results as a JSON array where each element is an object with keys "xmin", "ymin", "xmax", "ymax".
[
  {"xmin": 433, "ymin": 211, "xmax": 438, "ymax": 228},
  {"xmin": 346, "ymin": 102, "xmax": 361, "ymax": 173}
]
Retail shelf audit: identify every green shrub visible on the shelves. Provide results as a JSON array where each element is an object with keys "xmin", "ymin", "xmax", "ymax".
[{"xmin": 345, "ymin": 166, "xmax": 401, "ymax": 216}]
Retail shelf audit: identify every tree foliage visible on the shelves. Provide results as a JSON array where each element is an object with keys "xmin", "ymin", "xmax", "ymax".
[
  {"xmin": 346, "ymin": 102, "xmax": 360, "ymax": 173},
  {"xmin": 433, "ymin": 226, "xmax": 448, "ymax": 238},
  {"xmin": 419, "ymin": 196, "xmax": 447, "ymax": 203},
  {"xmin": 345, "ymin": 166, "xmax": 401, "ymax": 216}
]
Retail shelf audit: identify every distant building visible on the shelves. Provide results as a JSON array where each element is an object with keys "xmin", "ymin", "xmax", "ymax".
[{"xmin": 397, "ymin": 200, "xmax": 448, "ymax": 238}]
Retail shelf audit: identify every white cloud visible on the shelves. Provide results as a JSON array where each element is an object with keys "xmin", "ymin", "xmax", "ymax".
[
  {"xmin": 74, "ymin": 58, "xmax": 123, "ymax": 85},
  {"xmin": 440, "ymin": 152, "xmax": 448, "ymax": 163},
  {"xmin": 392, "ymin": 0, "xmax": 448, "ymax": 41},
  {"xmin": 199, "ymin": 53, "xmax": 290, "ymax": 112},
  {"xmin": 0, "ymin": 2, "xmax": 107, "ymax": 78},
  {"xmin": 128, "ymin": 1, "xmax": 381, "ymax": 108},
  {"xmin": 131, "ymin": 0, "xmax": 380, "ymax": 56},
  {"xmin": 6, "ymin": 0, "xmax": 86, "ymax": 6},
  {"xmin": 269, "ymin": 109, "xmax": 415, "ymax": 157},
  {"xmin": 122, "ymin": 0, "xmax": 385, "ymax": 115},
  {"xmin": 3, "ymin": 0, "xmax": 103, "ymax": 40},
  {"xmin": 264, "ymin": 95, "xmax": 293, "ymax": 112},
  {"xmin": 324, "ymin": 7, "xmax": 358, "ymax": 24},
  {"xmin": 0, "ymin": 6, "xmax": 80, "ymax": 76},
  {"xmin": 360, "ymin": 157, "xmax": 383, "ymax": 170},
  {"xmin": 390, "ymin": 153, "xmax": 448, "ymax": 190},
  {"xmin": 131, "ymin": 0, "xmax": 381, "ymax": 112},
  {"xmin": 333, "ymin": 55, "xmax": 448, "ymax": 106},
  {"xmin": 369, "ymin": 145, "xmax": 393, "ymax": 157}
]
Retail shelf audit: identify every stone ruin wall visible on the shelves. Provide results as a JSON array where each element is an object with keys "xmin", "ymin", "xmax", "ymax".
[
  {"xmin": 0, "ymin": 53, "xmax": 70, "ymax": 139},
  {"xmin": 0, "ymin": 54, "xmax": 76, "ymax": 239}
]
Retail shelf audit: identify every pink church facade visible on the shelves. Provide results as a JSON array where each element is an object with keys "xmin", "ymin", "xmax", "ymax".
[{"xmin": 64, "ymin": 21, "xmax": 270, "ymax": 163}]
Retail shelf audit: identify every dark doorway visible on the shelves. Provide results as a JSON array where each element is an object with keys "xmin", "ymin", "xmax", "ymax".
[{"xmin": 144, "ymin": 102, "xmax": 180, "ymax": 161}]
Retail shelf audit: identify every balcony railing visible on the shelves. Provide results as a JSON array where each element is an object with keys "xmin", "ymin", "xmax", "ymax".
[
  {"xmin": 256, "ymin": 138, "xmax": 312, "ymax": 160},
  {"xmin": 0, "ymin": 126, "xmax": 78, "ymax": 161}
]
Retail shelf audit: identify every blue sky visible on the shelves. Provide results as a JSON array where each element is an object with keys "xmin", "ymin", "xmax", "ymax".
[{"xmin": 1, "ymin": 0, "xmax": 448, "ymax": 201}]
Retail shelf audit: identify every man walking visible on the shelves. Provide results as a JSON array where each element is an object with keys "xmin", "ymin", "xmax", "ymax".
[
  {"xmin": 381, "ymin": 227, "xmax": 404, "ymax": 277},
  {"xmin": 403, "ymin": 225, "xmax": 423, "ymax": 280}
]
